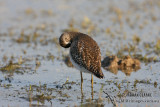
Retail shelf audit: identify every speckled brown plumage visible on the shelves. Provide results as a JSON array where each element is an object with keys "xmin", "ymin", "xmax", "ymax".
[{"xmin": 59, "ymin": 32, "xmax": 104, "ymax": 79}]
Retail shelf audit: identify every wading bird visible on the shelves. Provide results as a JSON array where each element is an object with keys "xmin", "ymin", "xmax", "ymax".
[{"xmin": 59, "ymin": 32, "xmax": 104, "ymax": 97}]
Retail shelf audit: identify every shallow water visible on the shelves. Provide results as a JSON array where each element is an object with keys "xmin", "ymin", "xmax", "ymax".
[{"xmin": 0, "ymin": 0, "xmax": 160, "ymax": 107}]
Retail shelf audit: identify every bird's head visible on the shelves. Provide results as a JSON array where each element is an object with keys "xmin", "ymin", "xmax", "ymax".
[{"xmin": 59, "ymin": 32, "xmax": 72, "ymax": 48}]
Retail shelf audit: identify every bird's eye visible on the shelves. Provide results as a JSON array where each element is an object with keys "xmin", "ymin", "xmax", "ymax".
[{"xmin": 65, "ymin": 37, "xmax": 69, "ymax": 42}]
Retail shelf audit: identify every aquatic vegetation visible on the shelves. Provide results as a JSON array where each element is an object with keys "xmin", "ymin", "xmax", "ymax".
[
  {"xmin": 102, "ymin": 55, "xmax": 140, "ymax": 76},
  {"xmin": 118, "ymin": 55, "xmax": 140, "ymax": 69},
  {"xmin": 0, "ymin": 61, "xmax": 21, "ymax": 72},
  {"xmin": 62, "ymin": 19, "xmax": 79, "ymax": 32},
  {"xmin": 63, "ymin": 55, "xmax": 73, "ymax": 67},
  {"xmin": 25, "ymin": 84, "xmax": 56, "ymax": 104},
  {"xmin": 132, "ymin": 54, "xmax": 158, "ymax": 63},
  {"xmin": 46, "ymin": 53, "xmax": 55, "ymax": 62}
]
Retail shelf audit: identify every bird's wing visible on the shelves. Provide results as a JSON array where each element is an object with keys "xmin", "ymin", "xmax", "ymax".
[{"xmin": 70, "ymin": 36, "xmax": 104, "ymax": 78}]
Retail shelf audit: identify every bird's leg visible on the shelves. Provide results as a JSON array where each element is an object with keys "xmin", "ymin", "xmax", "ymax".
[
  {"xmin": 91, "ymin": 74, "xmax": 93, "ymax": 99},
  {"xmin": 91, "ymin": 74, "xmax": 93, "ymax": 88},
  {"xmin": 81, "ymin": 72, "xmax": 83, "ymax": 89},
  {"xmin": 80, "ymin": 72, "xmax": 84, "ymax": 98}
]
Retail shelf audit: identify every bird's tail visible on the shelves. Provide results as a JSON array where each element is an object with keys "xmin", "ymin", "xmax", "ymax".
[{"xmin": 94, "ymin": 70, "xmax": 104, "ymax": 79}]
